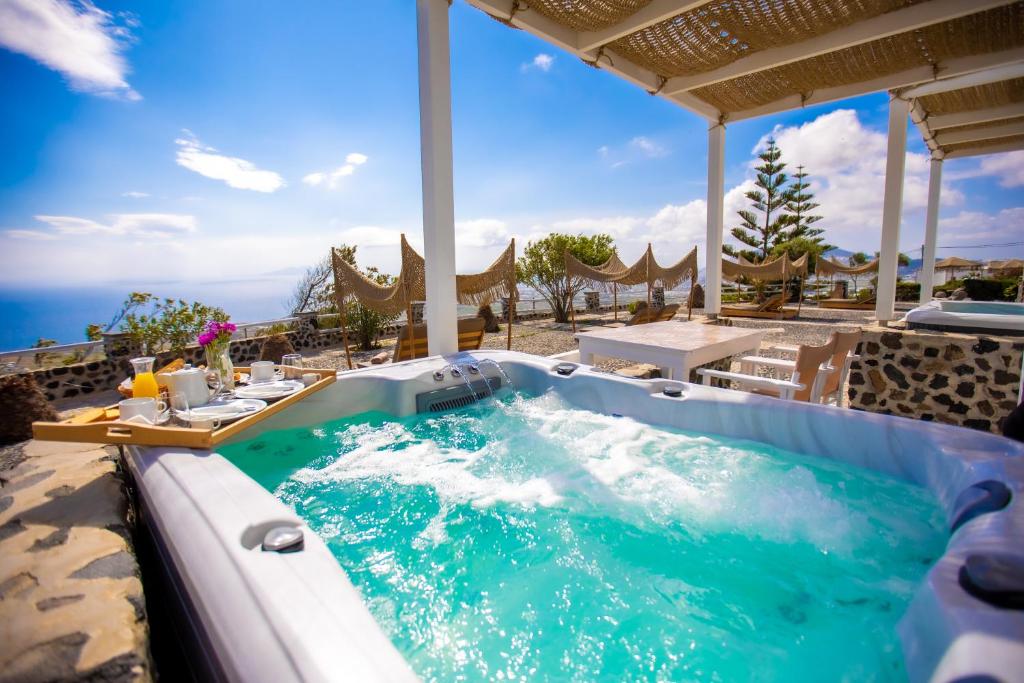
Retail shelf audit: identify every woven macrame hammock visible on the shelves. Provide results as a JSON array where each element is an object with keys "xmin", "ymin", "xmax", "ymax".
[
  {"xmin": 564, "ymin": 245, "xmax": 699, "ymax": 329},
  {"xmin": 815, "ymin": 256, "xmax": 879, "ymax": 277},
  {"xmin": 331, "ymin": 236, "xmax": 517, "ymax": 367},
  {"xmin": 721, "ymin": 252, "xmax": 810, "ymax": 313}
]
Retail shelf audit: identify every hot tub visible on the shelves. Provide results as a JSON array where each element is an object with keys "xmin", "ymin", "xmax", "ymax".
[
  {"xmin": 904, "ymin": 299, "xmax": 1024, "ymax": 336},
  {"xmin": 123, "ymin": 351, "xmax": 1024, "ymax": 682}
]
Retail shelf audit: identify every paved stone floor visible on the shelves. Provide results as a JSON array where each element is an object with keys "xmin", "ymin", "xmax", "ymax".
[{"xmin": 0, "ymin": 439, "xmax": 151, "ymax": 683}]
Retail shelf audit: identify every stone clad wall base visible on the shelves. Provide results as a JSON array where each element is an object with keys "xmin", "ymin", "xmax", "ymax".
[
  {"xmin": 27, "ymin": 314, "xmax": 347, "ymax": 403},
  {"xmin": 847, "ymin": 324, "xmax": 1023, "ymax": 434}
]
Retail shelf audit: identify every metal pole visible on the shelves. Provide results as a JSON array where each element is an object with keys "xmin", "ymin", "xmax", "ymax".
[{"xmin": 613, "ymin": 283, "xmax": 618, "ymax": 321}]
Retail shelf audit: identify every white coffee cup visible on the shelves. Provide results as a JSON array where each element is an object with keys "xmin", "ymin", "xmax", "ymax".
[
  {"xmin": 188, "ymin": 415, "xmax": 221, "ymax": 431},
  {"xmin": 251, "ymin": 361, "xmax": 276, "ymax": 383},
  {"xmin": 119, "ymin": 397, "xmax": 167, "ymax": 425},
  {"xmin": 301, "ymin": 372, "xmax": 319, "ymax": 387}
]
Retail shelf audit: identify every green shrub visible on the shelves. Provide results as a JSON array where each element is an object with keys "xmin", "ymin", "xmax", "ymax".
[
  {"xmin": 120, "ymin": 295, "xmax": 229, "ymax": 356},
  {"xmin": 895, "ymin": 281, "xmax": 920, "ymax": 301},
  {"xmin": 963, "ymin": 278, "xmax": 1016, "ymax": 301}
]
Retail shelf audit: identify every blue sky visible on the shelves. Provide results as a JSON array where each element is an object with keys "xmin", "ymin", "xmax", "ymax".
[{"xmin": 1, "ymin": 0, "xmax": 1022, "ymax": 303}]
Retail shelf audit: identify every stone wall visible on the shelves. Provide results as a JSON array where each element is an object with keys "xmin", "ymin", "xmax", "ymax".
[
  {"xmin": 25, "ymin": 314, "xmax": 348, "ymax": 403},
  {"xmin": 847, "ymin": 324, "xmax": 1023, "ymax": 434}
]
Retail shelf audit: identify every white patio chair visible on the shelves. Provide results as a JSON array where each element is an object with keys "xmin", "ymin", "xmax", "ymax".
[
  {"xmin": 696, "ymin": 340, "xmax": 836, "ymax": 403},
  {"xmin": 738, "ymin": 330, "xmax": 861, "ymax": 405}
]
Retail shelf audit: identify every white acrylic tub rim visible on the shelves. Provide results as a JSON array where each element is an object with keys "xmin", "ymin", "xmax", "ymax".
[
  {"xmin": 125, "ymin": 350, "xmax": 1024, "ymax": 683},
  {"xmin": 904, "ymin": 299, "xmax": 1024, "ymax": 335}
]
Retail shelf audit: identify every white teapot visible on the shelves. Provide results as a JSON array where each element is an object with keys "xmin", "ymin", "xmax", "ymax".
[{"xmin": 167, "ymin": 366, "xmax": 221, "ymax": 407}]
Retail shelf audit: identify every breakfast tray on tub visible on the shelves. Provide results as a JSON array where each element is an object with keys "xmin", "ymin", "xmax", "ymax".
[{"xmin": 32, "ymin": 367, "xmax": 336, "ymax": 449}]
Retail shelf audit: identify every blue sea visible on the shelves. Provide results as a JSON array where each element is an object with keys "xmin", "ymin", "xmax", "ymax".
[{"xmin": 0, "ymin": 283, "xmax": 293, "ymax": 351}]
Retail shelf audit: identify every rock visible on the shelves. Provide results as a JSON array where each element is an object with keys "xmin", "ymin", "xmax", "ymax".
[
  {"xmin": 934, "ymin": 290, "xmax": 948, "ymax": 298},
  {"xmin": 614, "ymin": 364, "xmax": 661, "ymax": 380},
  {"xmin": 258, "ymin": 334, "xmax": 296, "ymax": 363},
  {"xmin": 951, "ymin": 287, "xmax": 968, "ymax": 300},
  {"xmin": 690, "ymin": 284, "xmax": 705, "ymax": 308},
  {"xmin": 370, "ymin": 351, "xmax": 389, "ymax": 365},
  {"xmin": 477, "ymin": 304, "xmax": 500, "ymax": 333},
  {"xmin": 0, "ymin": 374, "xmax": 59, "ymax": 446}
]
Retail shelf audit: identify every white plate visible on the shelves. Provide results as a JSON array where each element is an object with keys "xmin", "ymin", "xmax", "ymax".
[
  {"xmin": 189, "ymin": 398, "xmax": 267, "ymax": 423},
  {"xmin": 233, "ymin": 380, "xmax": 304, "ymax": 401},
  {"xmin": 238, "ymin": 371, "xmax": 284, "ymax": 384}
]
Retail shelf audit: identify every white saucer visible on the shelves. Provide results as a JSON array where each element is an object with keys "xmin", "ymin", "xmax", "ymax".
[
  {"xmin": 233, "ymin": 380, "xmax": 304, "ymax": 401},
  {"xmin": 189, "ymin": 398, "xmax": 268, "ymax": 424},
  {"xmin": 121, "ymin": 410, "xmax": 171, "ymax": 426}
]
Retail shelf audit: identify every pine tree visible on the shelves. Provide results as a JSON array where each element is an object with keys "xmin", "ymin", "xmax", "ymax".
[
  {"xmin": 726, "ymin": 138, "xmax": 791, "ymax": 263},
  {"xmin": 783, "ymin": 166, "xmax": 825, "ymax": 243},
  {"xmin": 773, "ymin": 165, "xmax": 834, "ymax": 268}
]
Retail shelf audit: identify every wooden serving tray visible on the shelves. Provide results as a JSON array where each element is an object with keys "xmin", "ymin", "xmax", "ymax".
[{"xmin": 33, "ymin": 367, "xmax": 336, "ymax": 449}]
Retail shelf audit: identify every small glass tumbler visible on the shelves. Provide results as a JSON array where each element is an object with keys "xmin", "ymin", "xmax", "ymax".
[
  {"xmin": 169, "ymin": 392, "xmax": 190, "ymax": 427},
  {"xmin": 281, "ymin": 354, "xmax": 303, "ymax": 380}
]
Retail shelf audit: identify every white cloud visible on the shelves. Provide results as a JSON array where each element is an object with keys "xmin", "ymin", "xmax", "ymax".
[
  {"xmin": 746, "ymin": 109, "xmax": 964, "ymax": 249},
  {"xmin": 5, "ymin": 229, "xmax": 57, "ymax": 241},
  {"xmin": 978, "ymin": 151, "xmax": 1024, "ymax": 188},
  {"xmin": 629, "ymin": 136, "xmax": 668, "ymax": 158},
  {"xmin": 0, "ymin": 0, "xmax": 140, "ymax": 100},
  {"xmin": 335, "ymin": 225, "xmax": 404, "ymax": 248},
  {"xmin": 521, "ymin": 53, "xmax": 554, "ymax": 73},
  {"xmin": 122, "ymin": 190, "xmax": 149, "ymax": 198},
  {"xmin": 551, "ymin": 216, "xmax": 644, "ymax": 239},
  {"xmin": 304, "ymin": 152, "xmax": 369, "ymax": 190},
  {"xmin": 455, "ymin": 219, "xmax": 509, "ymax": 247},
  {"xmin": 937, "ymin": 207, "xmax": 1024, "ymax": 244},
  {"xmin": 175, "ymin": 132, "xmax": 285, "ymax": 193},
  {"xmin": 599, "ymin": 135, "xmax": 670, "ymax": 168},
  {"xmin": 21, "ymin": 213, "xmax": 198, "ymax": 239}
]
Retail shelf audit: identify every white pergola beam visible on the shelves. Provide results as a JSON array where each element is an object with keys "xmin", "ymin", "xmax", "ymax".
[
  {"xmin": 875, "ymin": 95, "xmax": 910, "ymax": 324},
  {"xmin": 417, "ymin": 0, "xmax": 459, "ymax": 356},
  {"xmin": 934, "ymin": 120, "xmax": 1024, "ymax": 146},
  {"xmin": 729, "ymin": 47, "xmax": 1024, "ymax": 122},
  {"xmin": 919, "ymin": 158, "xmax": 943, "ymax": 305},
  {"xmin": 943, "ymin": 138, "xmax": 1024, "ymax": 158},
  {"xmin": 664, "ymin": 0, "xmax": 1013, "ymax": 95},
  {"xmin": 465, "ymin": 0, "xmax": 721, "ymax": 121},
  {"xmin": 577, "ymin": 1, "xmax": 712, "ymax": 52},
  {"xmin": 927, "ymin": 103, "xmax": 1024, "ymax": 130},
  {"xmin": 899, "ymin": 60, "xmax": 1024, "ymax": 98}
]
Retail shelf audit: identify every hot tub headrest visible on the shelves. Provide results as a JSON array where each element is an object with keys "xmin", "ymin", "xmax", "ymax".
[
  {"xmin": 950, "ymin": 480, "xmax": 1012, "ymax": 533},
  {"xmin": 958, "ymin": 553, "xmax": 1024, "ymax": 610}
]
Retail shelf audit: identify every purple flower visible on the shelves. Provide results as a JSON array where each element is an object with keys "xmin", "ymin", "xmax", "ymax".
[{"xmin": 197, "ymin": 319, "xmax": 235, "ymax": 348}]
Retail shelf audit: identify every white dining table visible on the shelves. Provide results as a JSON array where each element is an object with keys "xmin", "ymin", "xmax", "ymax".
[{"xmin": 574, "ymin": 321, "xmax": 767, "ymax": 381}]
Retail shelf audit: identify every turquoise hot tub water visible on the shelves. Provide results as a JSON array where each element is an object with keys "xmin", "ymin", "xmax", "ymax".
[
  {"xmin": 938, "ymin": 301, "xmax": 1024, "ymax": 316},
  {"xmin": 221, "ymin": 390, "xmax": 946, "ymax": 682}
]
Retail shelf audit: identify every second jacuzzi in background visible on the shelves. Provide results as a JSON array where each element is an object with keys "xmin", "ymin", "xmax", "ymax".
[{"xmin": 904, "ymin": 299, "xmax": 1024, "ymax": 336}]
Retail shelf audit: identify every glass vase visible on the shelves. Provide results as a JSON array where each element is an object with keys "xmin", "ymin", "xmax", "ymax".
[{"xmin": 205, "ymin": 343, "xmax": 234, "ymax": 393}]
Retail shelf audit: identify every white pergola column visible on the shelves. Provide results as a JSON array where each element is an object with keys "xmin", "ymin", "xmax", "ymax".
[
  {"xmin": 705, "ymin": 122, "xmax": 726, "ymax": 317},
  {"xmin": 875, "ymin": 95, "xmax": 910, "ymax": 324},
  {"xmin": 416, "ymin": 0, "xmax": 458, "ymax": 356},
  {"xmin": 919, "ymin": 157, "xmax": 943, "ymax": 304}
]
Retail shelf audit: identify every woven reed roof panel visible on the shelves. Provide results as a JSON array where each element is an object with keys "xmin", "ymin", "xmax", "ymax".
[
  {"xmin": 692, "ymin": 4, "xmax": 1024, "ymax": 113},
  {"xmin": 941, "ymin": 132, "xmax": 1024, "ymax": 154},
  {"xmin": 918, "ymin": 78, "xmax": 1024, "ymax": 115},
  {"xmin": 939, "ymin": 114, "xmax": 1024, "ymax": 135},
  {"xmin": 609, "ymin": 0, "xmax": 917, "ymax": 79},
  {"xmin": 525, "ymin": 0, "xmax": 652, "ymax": 33}
]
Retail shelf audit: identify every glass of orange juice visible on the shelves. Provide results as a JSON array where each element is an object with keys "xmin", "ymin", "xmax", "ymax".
[{"xmin": 130, "ymin": 357, "xmax": 160, "ymax": 399}]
